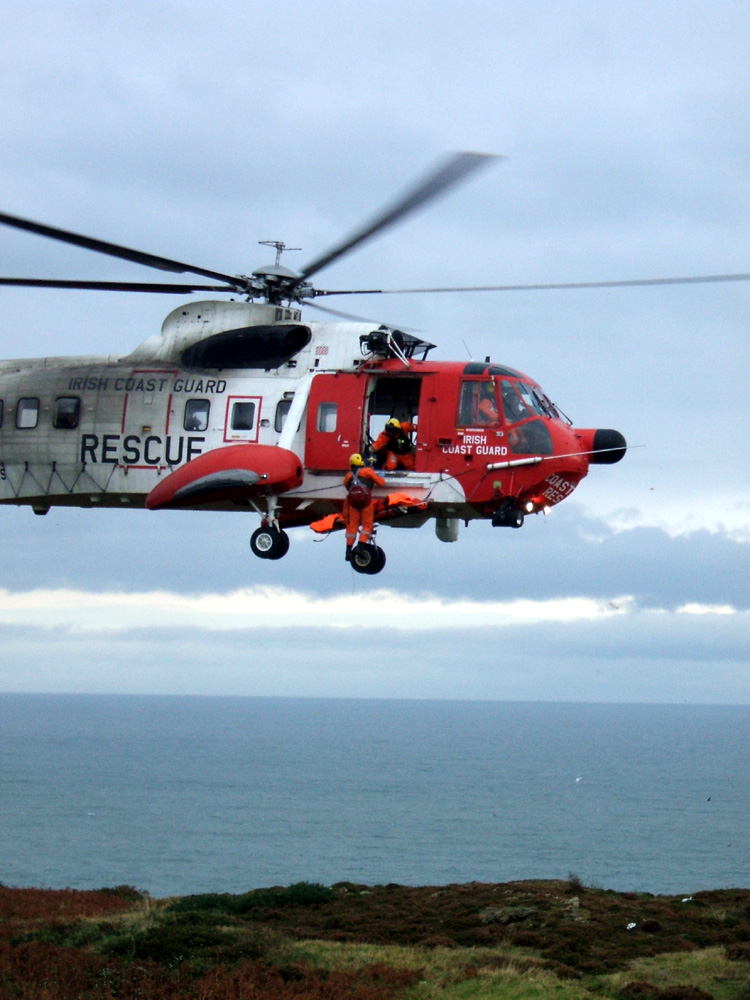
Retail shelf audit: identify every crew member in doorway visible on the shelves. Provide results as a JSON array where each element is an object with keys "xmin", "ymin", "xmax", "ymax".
[
  {"xmin": 343, "ymin": 453, "xmax": 385, "ymax": 561},
  {"xmin": 372, "ymin": 417, "xmax": 416, "ymax": 470}
]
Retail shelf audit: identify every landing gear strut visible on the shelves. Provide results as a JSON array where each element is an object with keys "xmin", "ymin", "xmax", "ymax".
[{"xmin": 250, "ymin": 525, "xmax": 290, "ymax": 560}]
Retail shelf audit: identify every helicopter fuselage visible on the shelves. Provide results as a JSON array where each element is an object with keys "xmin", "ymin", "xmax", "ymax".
[{"xmin": 0, "ymin": 301, "xmax": 626, "ymax": 549}]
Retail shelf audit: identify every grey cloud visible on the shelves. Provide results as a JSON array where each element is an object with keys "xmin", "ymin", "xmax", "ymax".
[
  {"xmin": 0, "ymin": 502, "xmax": 748, "ymax": 610},
  {"xmin": 2, "ymin": 605, "xmax": 748, "ymax": 703}
]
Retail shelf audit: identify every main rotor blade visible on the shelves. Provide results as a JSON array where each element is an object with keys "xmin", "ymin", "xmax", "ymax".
[
  {"xmin": 298, "ymin": 151, "xmax": 498, "ymax": 283},
  {"xmin": 0, "ymin": 211, "xmax": 240, "ymax": 285},
  {"xmin": 306, "ymin": 300, "xmax": 386, "ymax": 323},
  {"xmin": 0, "ymin": 278, "xmax": 236, "ymax": 293},
  {"xmin": 314, "ymin": 271, "xmax": 750, "ymax": 296}
]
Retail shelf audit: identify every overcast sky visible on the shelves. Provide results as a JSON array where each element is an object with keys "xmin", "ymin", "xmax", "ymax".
[{"xmin": 0, "ymin": 0, "xmax": 748, "ymax": 703}]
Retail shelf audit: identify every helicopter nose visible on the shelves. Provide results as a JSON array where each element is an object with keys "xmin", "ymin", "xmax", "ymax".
[{"xmin": 591, "ymin": 429, "xmax": 627, "ymax": 464}]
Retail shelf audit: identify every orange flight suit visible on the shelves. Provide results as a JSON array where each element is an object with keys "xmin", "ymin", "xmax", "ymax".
[
  {"xmin": 372, "ymin": 421, "xmax": 416, "ymax": 471},
  {"xmin": 478, "ymin": 397, "xmax": 499, "ymax": 424},
  {"xmin": 343, "ymin": 466, "xmax": 385, "ymax": 546}
]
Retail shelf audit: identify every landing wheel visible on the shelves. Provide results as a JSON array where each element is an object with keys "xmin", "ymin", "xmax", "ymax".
[
  {"xmin": 369, "ymin": 546, "xmax": 387, "ymax": 574},
  {"xmin": 250, "ymin": 526, "xmax": 290, "ymax": 560},
  {"xmin": 351, "ymin": 543, "xmax": 386, "ymax": 575},
  {"xmin": 492, "ymin": 506, "xmax": 524, "ymax": 529},
  {"xmin": 509, "ymin": 509, "xmax": 524, "ymax": 529}
]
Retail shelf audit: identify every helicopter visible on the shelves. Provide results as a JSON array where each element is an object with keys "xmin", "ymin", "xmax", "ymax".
[{"xmin": 5, "ymin": 151, "xmax": 737, "ymax": 575}]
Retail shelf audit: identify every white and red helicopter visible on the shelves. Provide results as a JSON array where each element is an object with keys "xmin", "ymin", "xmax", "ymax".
[{"xmin": 6, "ymin": 151, "xmax": 732, "ymax": 575}]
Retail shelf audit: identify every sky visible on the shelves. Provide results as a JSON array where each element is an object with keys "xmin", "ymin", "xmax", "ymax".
[{"xmin": 0, "ymin": 0, "xmax": 748, "ymax": 703}]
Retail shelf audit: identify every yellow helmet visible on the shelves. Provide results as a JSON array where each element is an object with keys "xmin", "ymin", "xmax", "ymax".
[
  {"xmin": 386, "ymin": 417, "xmax": 401, "ymax": 431},
  {"xmin": 349, "ymin": 453, "xmax": 365, "ymax": 467}
]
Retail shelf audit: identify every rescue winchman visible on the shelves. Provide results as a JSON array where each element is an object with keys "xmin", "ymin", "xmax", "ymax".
[
  {"xmin": 371, "ymin": 417, "xmax": 416, "ymax": 470},
  {"xmin": 343, "ymin": 453, "xmax": 385, "ymax": 561}
]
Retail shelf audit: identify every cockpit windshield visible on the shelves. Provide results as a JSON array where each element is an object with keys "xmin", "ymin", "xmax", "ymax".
[
  {"xmin": 516, "ymin": 382, "xmax": 550, "ymax": 417},
  {"xmin": 499, "ymin": 380, "xmax": 530, "ymax": 423},
  {"xmin": 501, "ymin": 379, "xmax": 558, "ymax": 423}
]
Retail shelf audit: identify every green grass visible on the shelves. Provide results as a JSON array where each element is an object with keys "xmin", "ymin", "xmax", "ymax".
[{"xmin": 601, "ymin": 947, "xmax": 750, "ymax": 1000}]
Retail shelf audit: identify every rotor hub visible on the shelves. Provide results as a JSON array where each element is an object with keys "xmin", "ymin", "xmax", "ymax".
[{"xmin": 249, "ymin": 264, "xmax": 314, "ymax": 304}]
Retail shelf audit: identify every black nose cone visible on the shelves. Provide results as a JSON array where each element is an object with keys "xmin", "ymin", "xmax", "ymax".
[{"xmin": 592, "ymin": 429, "xmax": 627, "ymax": 464}]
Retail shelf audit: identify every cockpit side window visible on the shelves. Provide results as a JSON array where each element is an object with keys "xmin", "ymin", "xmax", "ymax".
[
  {"xmin": 457, "ymin": 380, "xmax": 500, "ymax": 427},
  {"xmin": 458, "ymin": 381, "xmax": 478, "ymax": 425}
]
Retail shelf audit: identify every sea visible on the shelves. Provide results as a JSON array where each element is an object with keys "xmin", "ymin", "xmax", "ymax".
[{"xmin": 1, "ymin": 695, "xmax": 748, "ymax": 898}]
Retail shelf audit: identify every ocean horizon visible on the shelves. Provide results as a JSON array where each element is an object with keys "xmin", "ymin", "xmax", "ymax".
[{"xmin": 1, "ymin": 694, "xmax": 748, "ymax": 898}]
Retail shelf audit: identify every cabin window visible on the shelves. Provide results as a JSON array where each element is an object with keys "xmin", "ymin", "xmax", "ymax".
[
  {"xmin": 316, "ymin": 402, "xmax": 337, "ymax": 433},
  {"xmin": 16, "ymin": 398, "xmax": 39, "ymax": 429},
  {"xmin": 457, "ymin": 381, "xmax": 499, "ymax": 427},
  {"xmin": 184, "ymin": 399, "xmax": 210, "ymax": 432},
  {"xmin": 275, "ymin": 398, "xmax": 293, "ymax": 432},
  {"xmin": 231, "ymin": 400, "xmax": 256, "ymax": 431},
  {"xmin": 53, "ymin": 396, "xmax": 81, "ymax": 430}
]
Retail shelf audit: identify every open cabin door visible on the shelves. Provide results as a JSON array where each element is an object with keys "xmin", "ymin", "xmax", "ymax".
[
  {"xmin": 304, "ymin": 373, "xmax": 367, "ymax": 471},
  {"xmin": 363, "ymin": 373, "xmax": 434, "ymax": 472}
]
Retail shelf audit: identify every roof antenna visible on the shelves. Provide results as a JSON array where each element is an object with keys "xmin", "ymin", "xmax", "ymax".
[{"xmin": 258, "ymin": 241, "xmax": 301, "ymax": 266}]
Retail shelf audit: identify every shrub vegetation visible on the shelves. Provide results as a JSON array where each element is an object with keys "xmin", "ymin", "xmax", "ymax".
[{"xmin": 2, "ymin": 881, "xmax": 750, "ymax": 998}]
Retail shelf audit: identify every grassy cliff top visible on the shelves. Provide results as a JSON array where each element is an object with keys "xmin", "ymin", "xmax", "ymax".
[{"xmin": 2, "ymin": 879, "xmax": 750, "ymax": 999}]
